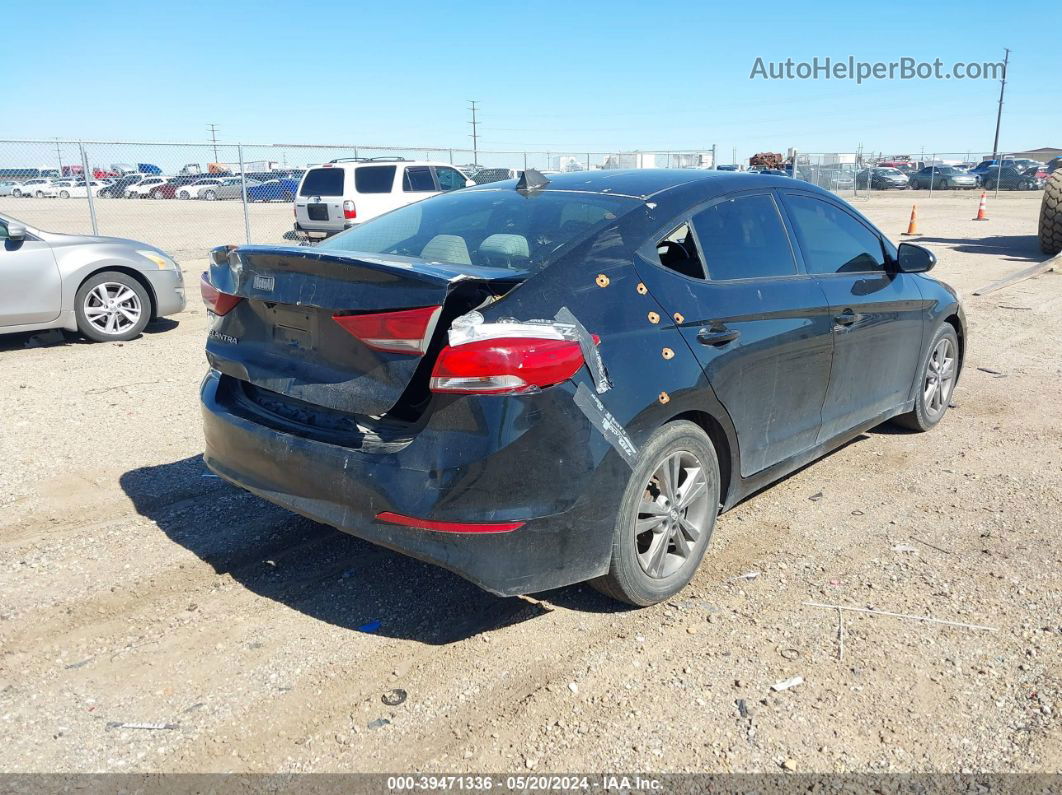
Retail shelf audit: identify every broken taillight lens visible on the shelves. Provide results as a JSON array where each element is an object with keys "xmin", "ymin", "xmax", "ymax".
[
  {"xmin": 429, "ymin": 337, "xmax": 586, "ymax": 394},
  {"xmin": 332, "ymin": 305, "xmax": 442, "ymax": 355},
  {"xmin": 199, "ymin": 272, "xmax": 243, "ymax": 316}
]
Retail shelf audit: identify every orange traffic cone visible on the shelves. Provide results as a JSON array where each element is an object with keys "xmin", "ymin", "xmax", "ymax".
[
  {"xmin": 901, "ymin": 204, "xmax": 920, "ymax": 236},
  {"xmin": 972, "ymin": 192, "xmax": 989, "ymax": 221}
]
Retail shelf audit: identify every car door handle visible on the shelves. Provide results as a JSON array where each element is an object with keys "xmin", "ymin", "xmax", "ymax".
[
  {"xmin": 697, "ymin": 326, "xmax": 740, "ymax": 346},
  {"xmin": 833, "ymin": 309, "xmax": 857, "ymax": 327}
]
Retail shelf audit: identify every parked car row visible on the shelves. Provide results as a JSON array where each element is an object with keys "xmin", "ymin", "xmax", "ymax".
[
  {"xmin": 0, "ymin": 171, "xmax": 309, "ymax": 201},
  {"xmin": 862, "ymin": 158, "xmax": 1049, "ymax": 191}
]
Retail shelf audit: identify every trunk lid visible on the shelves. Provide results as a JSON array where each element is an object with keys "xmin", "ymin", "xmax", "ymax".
[{"xmin": 206, "ymin": 245, "xmax": 522, "ymax": 417}]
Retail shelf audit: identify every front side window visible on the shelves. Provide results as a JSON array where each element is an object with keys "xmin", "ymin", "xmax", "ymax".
[
  {"xmin": 785, "ymin": 194, "xmax": 886, "ymax": 274},
  {"xmin": 354, "ymin": 166, "xmax": 396, "ymax": 194},
  {"xmin": 433, "ymin": 166, "xmax": 466, "ymax": 191},
  {"xmin": 403, "ymin": 166, "xmax": 435, "ymax": 192},
  {"xmin": 690, "ymin": 194, "xmax": 796, "ymax": 281}
]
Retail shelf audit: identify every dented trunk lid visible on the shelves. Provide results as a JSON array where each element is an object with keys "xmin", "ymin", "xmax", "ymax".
[{"xmin": 205, "ymin": 245, "xmax": 522, "ymax": 417}]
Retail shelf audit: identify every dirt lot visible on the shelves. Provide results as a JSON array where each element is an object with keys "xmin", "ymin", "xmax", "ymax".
[{"xmin": 0, "ymin": 191, "xmax": 1059, "ymax": 774}]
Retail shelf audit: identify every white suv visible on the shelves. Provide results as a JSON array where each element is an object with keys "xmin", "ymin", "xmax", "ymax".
[{"xmin": 293, "ymin": 158, "xmax": 471, "ymax": 240}]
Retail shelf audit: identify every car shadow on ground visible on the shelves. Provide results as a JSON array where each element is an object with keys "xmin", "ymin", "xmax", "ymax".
[
  {"xmin": 915, "ymin": 234, "xmax": 1042, "ymax": 262},
  {"xmin": 119, "ymin": 455, "xmax": 619, "ymax": 645},
  {"xmin": 0, "ymin": 319, "xmax": 180, "ymax": 352}
]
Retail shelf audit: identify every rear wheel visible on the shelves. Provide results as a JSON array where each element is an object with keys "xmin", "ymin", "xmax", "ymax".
[
  {"xmin": 12, "ymin": 189, "xmax": 21, "ymax": 197},
  {"xmin": 1039, "ymin": 171, "xmax": 1062, "ymax": 255},
  {"xmin": 203, "ymin": 189, "xmax": 217, "ymax": 200},
  {"xmin": 59, "ymin": 190, "xmax": 70, "ymax": 199},
  {"xmin": 891, "ymin": 324, "xmax": 959, "ymax": 432},
  {"xmin": 74, "ymin": 272, "xmax": 151, "ymax": 342},
  {"xmin": 178, "ymin": 190, "xmax": 190, "ymax": 200},
  {"xmin": 592, "ymin": 421, "xmax": 720, "ymax": 606}
]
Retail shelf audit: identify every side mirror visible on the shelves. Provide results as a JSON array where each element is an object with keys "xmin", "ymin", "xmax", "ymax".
[
  {"xmin": 6, "ymin": 223, "xmax": 26, "ymax": 241},
  {"xmin": 896, "ymin": 242, "xmax": 935, "ymax": 273}
]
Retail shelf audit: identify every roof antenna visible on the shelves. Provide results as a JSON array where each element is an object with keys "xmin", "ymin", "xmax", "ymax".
[{"xmin": 515, "ymin": 168, "xmax": 550, "ymax": 193}]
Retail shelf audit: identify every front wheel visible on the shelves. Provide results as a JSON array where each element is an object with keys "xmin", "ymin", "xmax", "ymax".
[
  {"xmin": 591, "ymin": 420, "xmax": 720, "ymax": 606},
  {"xmin": 891, "ymin": 324, "xmax": 959, "ymax": 432},
  {"xmin": 203, "ymin": 190, "xmax": 216, "ymax": 200},
  {"xmin": 74, "ymin": 272, "xmax": 151, "ymax": 342},
  {"xmin": 178, "ymin": 190, "xmax": 190, "ymax": 200},
  {"xmin": 59, "ymin": 190, "xmax": 70, "ymax": 199}
]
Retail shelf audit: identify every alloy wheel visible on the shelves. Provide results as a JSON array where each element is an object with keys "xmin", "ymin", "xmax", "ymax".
[
  {"xmin": 634, "ymin": 451, "xmax": 712, "ymax": 579},
  {"xmin": 83, "ymin": 282, "xmax": 142, "ymax": 336},
  {"xmin": 923, "ymin": 337, "xmax": 956, "ymax": 418}
]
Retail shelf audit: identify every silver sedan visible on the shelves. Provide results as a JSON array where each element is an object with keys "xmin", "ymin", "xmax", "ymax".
[{"xmin": 0, "ymin": 212, "xmax": 186, "ymax": 342}]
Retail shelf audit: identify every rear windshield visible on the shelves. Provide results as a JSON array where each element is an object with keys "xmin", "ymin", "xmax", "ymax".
[
  {"xmin": 317, "ymin": 188, "xmax": 640, "ymax": 273},
  {"xmin": 299, "ymin": 168, "xmax": 345, "ymax": 197}
]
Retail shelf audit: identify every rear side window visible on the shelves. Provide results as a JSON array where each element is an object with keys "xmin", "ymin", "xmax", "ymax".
[
  {"xmin": 299, "ymin": 168, "xmax": 345, "ymax": 197},
  {"xmin": 785, "ymin": 194, "xmax": 886, "ymax": 274},
  {"xmin": 354, "ymin": 165, "xmax": 396, "ymax": 194},
  {"xmin": 403, "ymin": 166, "xmax": 435, "ymax": 192},
  {"xmin": 690, "ymin": 194, "xmax": 796, "ymax": 281}
]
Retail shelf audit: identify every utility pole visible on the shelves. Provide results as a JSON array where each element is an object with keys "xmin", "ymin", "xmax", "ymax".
[
  {"xmin": 991, "ymin": 48, "xmax": 1010, "ymax": 159},
  {"xmin": 467, "ymin": 101, "xmax": 479, "ymax": 168},
  {"xmin": 54, "ymin": 139, "xmax": 63, "ymax": 176},
  {"xmin": 207, "ymin": 123, "xmax": 220, "ymax": 163}
]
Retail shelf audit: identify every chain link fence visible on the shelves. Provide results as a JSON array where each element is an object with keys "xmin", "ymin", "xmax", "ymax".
[{"xmin": 1, "ymin": 139, "xmax": 1030, "ymax": 261}]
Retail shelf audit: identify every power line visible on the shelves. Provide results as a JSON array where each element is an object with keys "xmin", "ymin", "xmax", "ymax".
[
  {"xmin": 207, "ymin": 123, "xmax": 220, "ymax": 163},
  {"xmin": 467, "ymin": 101, "xmax": 479, "ymax": 166}
]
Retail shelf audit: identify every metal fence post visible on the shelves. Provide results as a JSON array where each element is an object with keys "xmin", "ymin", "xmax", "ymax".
[
  {"xmin": 238, "ymin": 144, "xmax": 251, "ymax": 244},
  {"xmin": 586, "ymin": 153, "xmax": 591, "ymax": 171},
  {"xmin": 449, "ymin": 149, "xmax": 453, "ymax": 164},
  {"xmin": 523, "ymin": 152, "xmax": 527, "ymax": 171},
  {"xmin": 929, "ymin": 153, "xmax": 936, "ymax": 198},
  {"xmin": 79, "ymin": 142, "xmax": 99, "ymax": 236}
]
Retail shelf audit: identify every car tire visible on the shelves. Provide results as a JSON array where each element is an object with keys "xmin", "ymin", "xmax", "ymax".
[
  {"xmin": 591, "ymin": 420, "xmax": 721, "ymax": 606},
  {"xmin": 59, "ymin": 190, "xmax": 70, "ymax": 199},
  {"xmin": 1038, "ymin": 171, "xmax": 1062, "ymax": 255},
  {"xmin": 891, "ymin": 324, "xmax": 960, "ymax": 433},
  {"xmin": 178, "ymin": 191, "xmax": 189, "ymax": 200},
  {"xmin": 35, "ymin": 191, "xmax": 44, "ymax": 198},
  {"xmin": 203, "ymin": 190, "xmax": 217, "ymax": 200},
  {"xmin": 984, "ymin": 179, "xmax": 995, "ymax": 191},
  {"xmin": 13, "ymin": 189, "xmax": 21, "ymax": 197},
  {"xmin": 74, "ymin": 271, "xmax": 152, "ymax": 343}
]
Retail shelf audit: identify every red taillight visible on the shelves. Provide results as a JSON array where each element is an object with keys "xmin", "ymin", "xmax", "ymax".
[
  {"xmin": 199, "ymin": 272, "xmax": 242, "ymax": 316},
  {"xmin": 343, "ymin": 200, "xmax": 356, "ymax": 219},
  {"xmin": 376, "ymin": 511, "xmax": 524, "ymax": 534},
  {"xmin": 332, "ymin": 305, "xmax": 442, "ymax": 355},
  {"xmin": 430, "ymin": 337, "xmax": 586, "ymax": 395}
]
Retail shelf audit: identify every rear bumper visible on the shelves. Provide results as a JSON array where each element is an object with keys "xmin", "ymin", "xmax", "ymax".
[
  {"xmin": 199, "ymin": 370, "xmax": 624, "ymax": 596},
  {"xmin": 293, "ymin": 222, "xmax": 355, "ymax": 240}
]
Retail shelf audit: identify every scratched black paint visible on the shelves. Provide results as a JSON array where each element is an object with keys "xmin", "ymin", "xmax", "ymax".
[{"xmin": 201, "ymin": 170, "xmax": 966, "ymax": 596}]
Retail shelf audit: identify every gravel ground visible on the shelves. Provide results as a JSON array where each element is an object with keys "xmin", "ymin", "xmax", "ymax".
[{"xmin": 0, "ymin": 191, "xmax": 1058, "ymax": 774}]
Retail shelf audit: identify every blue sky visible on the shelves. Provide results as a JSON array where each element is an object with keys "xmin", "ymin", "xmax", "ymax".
[{"xmin": 5, "ymin": 0, "xmax": 1059, "ymax": 163}]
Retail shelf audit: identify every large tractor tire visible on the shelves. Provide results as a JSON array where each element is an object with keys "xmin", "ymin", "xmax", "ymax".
[{"xmin": 1040, "ymin": 171, "xmax": 1062, "ymax": 256}]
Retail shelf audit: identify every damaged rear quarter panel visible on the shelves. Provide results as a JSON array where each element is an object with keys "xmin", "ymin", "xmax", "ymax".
[{"xmin": 472, "ymin": 223, "xmax": 740, "ymax": 520}]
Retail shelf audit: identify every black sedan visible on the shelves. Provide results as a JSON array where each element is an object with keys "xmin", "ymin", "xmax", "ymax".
[
  {"xmin": 855, "ymin": 168, "xmax": 910, "ymax": 190},
  {"xmin": 908, "ymin": 166, "xmax": 979, "ymax": 190},
  {"xmin": 200, "ymin": 170, "xmax": 965, "ymax": 606},
  {"xmin": 982, "ymin": 166, "xmax": 1044, "ymax": 191}
]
